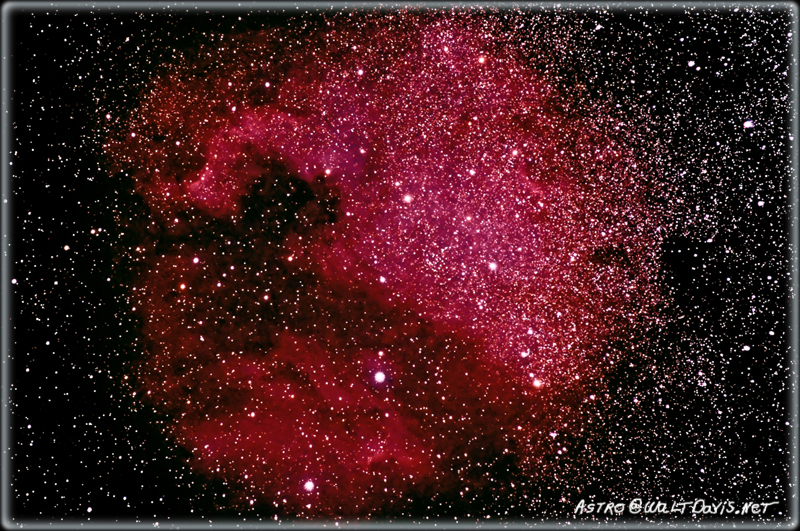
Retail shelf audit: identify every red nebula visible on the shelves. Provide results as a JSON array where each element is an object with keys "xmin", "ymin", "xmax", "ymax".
[{"xmin": 106, "ymin": 10, "xmax": 664, "ymax": 517}]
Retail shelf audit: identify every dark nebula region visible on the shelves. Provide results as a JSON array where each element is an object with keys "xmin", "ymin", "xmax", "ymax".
[{"xmin": 106, "ymin": 12, "xmax": 667, "ymax": 516}]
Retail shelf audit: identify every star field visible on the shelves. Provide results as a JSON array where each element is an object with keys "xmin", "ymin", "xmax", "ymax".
[
  {"xmin": 6, "ymin": 4, "xmax": 794, "ymax": 525},
  {"xmin": 103, "ymin": 11, "xmax": 668, "ymax": 516}
]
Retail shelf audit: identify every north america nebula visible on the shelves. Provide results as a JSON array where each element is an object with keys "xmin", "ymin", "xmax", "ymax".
[
  {"xmin": 101, "ymin": 8, "xmax": 734, "ymax": 519},
  {"xmin": 7, "ymin": 1, "xmax": 794, "ymax": 524}
]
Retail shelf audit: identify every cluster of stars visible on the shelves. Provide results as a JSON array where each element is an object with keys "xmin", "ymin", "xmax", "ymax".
[
  {"xmin": 94, "ymin": 5, "xmax": 792, "ymax": 521},
  {"xmin": 104, "ymin": 9, "xmax": 667, "ymax": 516}
]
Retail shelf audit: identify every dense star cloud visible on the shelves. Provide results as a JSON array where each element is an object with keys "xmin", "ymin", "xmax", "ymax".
[
  {"xmin": 9, "ymin": 3, "xmax": 793, "ymax": 525},
  {"xmin": 105, "ymin": 11, "xmax": 666, "ymax": 516}
]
